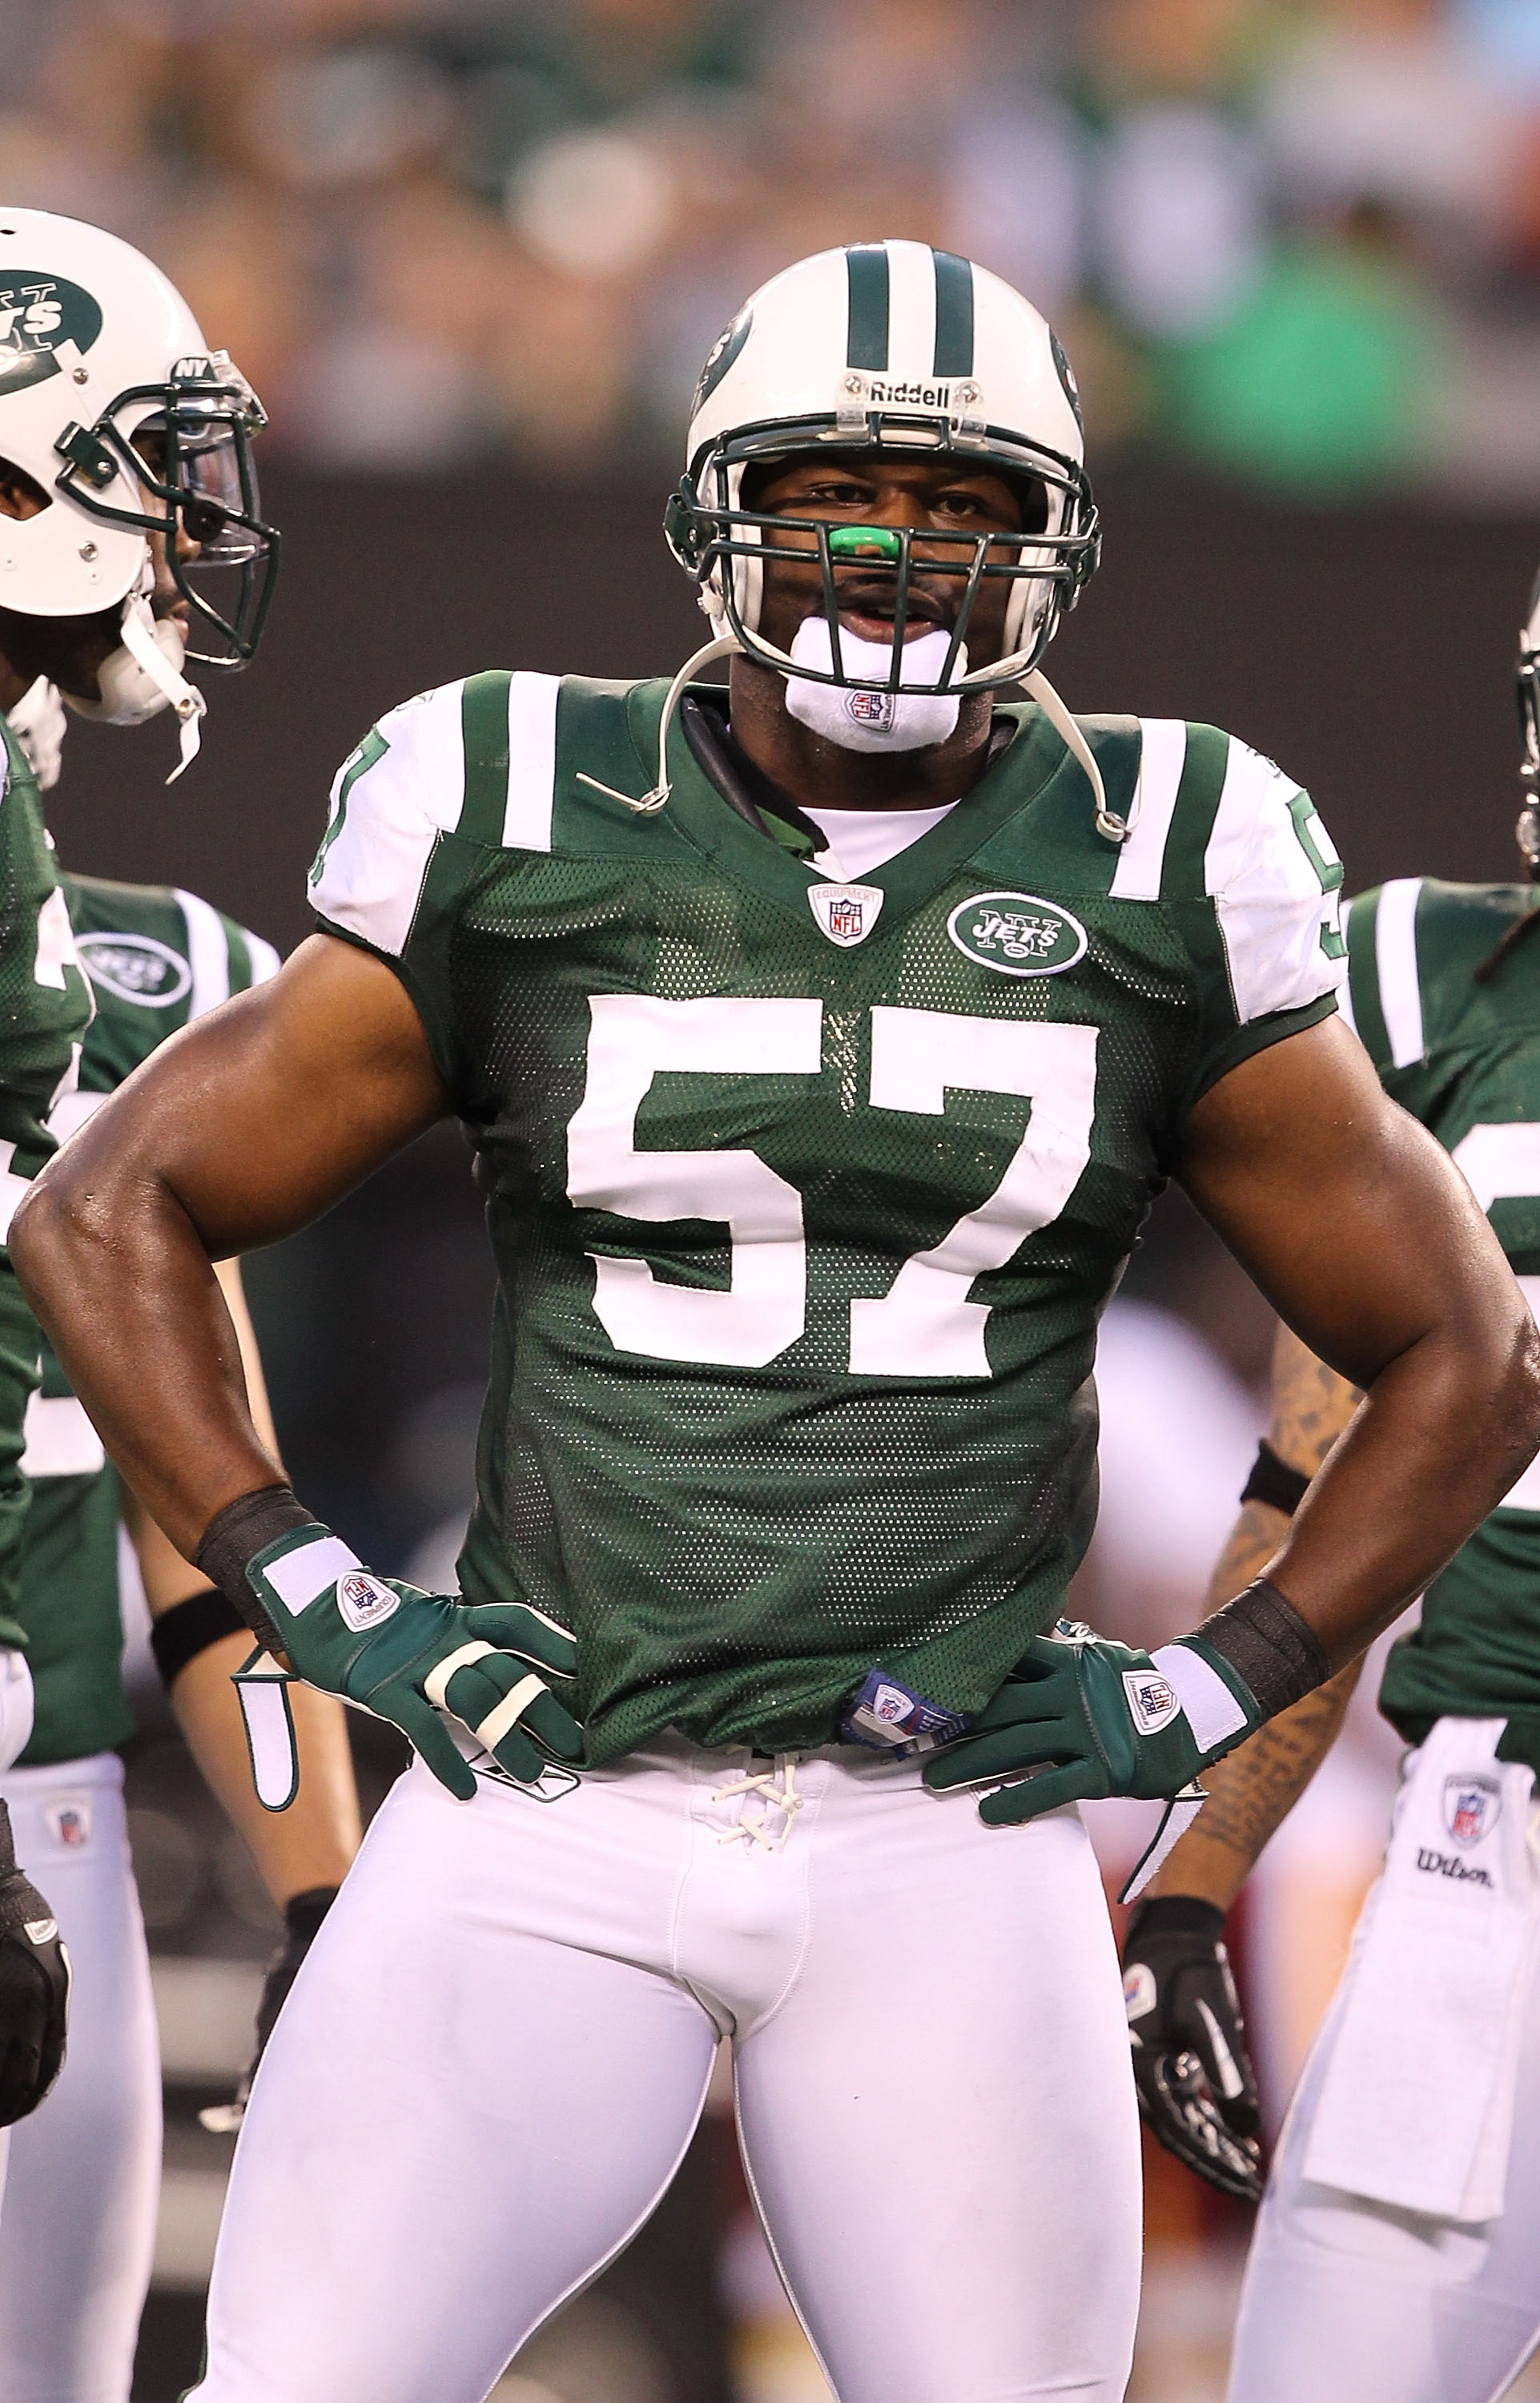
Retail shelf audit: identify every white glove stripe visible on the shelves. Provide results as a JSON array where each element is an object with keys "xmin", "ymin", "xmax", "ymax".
[
  {"xmin": 266, "ymin": 1536, "xmax": 361, "ymax": 1616},
  {"xmin": 424, "ymin": 1641, "xmax": 497, "ymax": 1713},
  {"xmin": 474, "ymin": 1674, "xmax": 546, "ymax": 1753},
  {"xmin": 1150, "ymin": 1643, "xmax": 1249, "ymax": 1753}
]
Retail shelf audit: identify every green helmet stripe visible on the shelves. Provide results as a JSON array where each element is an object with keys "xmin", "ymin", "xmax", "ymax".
[
  {"xmin": 845, "ymin": 244, "xmax": 890, "ymax": 372},
  {"xmin": 932, "ymin": 249, "xmax": 975, "ymax": 376}
]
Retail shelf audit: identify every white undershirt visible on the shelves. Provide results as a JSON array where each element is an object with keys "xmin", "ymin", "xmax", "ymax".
[{"xmin": 801, "ymin": 800, "xmax": 958, "ymax": 883}]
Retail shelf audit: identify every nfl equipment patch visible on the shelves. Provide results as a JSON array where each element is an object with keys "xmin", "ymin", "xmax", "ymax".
[
  {"xmin": 806, "ymin": 881, "xmax": 884, "ymax": 948},
  {"xmin": 336, "ymin": 1571, "xmax": 400, "ymax": 1635},
  {"xmin": 1123, "ymin": 1668, "xmax": 1182, "ymax": 1737},
  {"xmin": 841, "ymin": 1668, "xmax": 969, "ymax": 1756},
  {"xmin": 1443, "ymin": 1772, "xmax": 1502, "ymax": 1847},
  {"xmin": 42, "ymin": 1797, "xmax": 90, "ymax": 1851}
]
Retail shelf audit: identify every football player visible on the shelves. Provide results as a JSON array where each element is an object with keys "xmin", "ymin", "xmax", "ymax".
[
  {"xmin": 1121, "ymin": 571, "xmax": 1540, "ymax": 2401},
  {"xmin": 0, "ymin": 210, "xmax": 360, "ymax": 2403},
  {"xmin": 12, "ymin": 243, "xmax": 1540, "ymax": 2403}
]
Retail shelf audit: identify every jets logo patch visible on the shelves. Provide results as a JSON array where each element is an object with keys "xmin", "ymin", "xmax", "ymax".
[
  {"xmin": 1444, "ymin": 1773, "xmax": 1502, "ymax": 1848},
  {"xmin": 76, "ymin": 932, "xmax": 192, "ymax": 1008},
  {"xmin": 1123, "ymin": 1669, "xmax": 1181, "ymax": 1736},
  {"xmin": 807, "ymin": 881, "xmax": 883, "ymax": 948},
  {"xmin": 336, "ymin": 1571, "xmax": 400, "ymax": 1634},
  {"xmin": 947, "ymin": 892, "xmax": 1088, "ymax": 977},
  {"xmin": 0, "ymin": 273, "xmax": 103, "ymax": 394}
]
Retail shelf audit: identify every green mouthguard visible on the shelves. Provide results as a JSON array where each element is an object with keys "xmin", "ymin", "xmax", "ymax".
[{"xmin": 827, "ymin": 525, "xmax": 902, "ymax": 560}]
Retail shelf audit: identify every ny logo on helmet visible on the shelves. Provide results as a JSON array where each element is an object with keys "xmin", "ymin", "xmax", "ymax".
[{"xmin": 0, "ymin": 274, "xmax": 103, "ymax": 394}]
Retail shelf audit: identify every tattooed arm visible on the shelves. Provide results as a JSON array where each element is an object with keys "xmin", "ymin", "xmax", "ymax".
[{"xmin": 1143, "ymin": 1324, "xmax": 1365, "ymax": 1910}]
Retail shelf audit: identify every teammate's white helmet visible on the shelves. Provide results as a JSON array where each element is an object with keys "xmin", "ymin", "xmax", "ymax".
[
  {"xmin": 0, "ymin": 209, "xmax": 276, "ymax": 666},
  {"xmin": 665, "ymin": 240, "xmax": 1100, "ymax": 697}
]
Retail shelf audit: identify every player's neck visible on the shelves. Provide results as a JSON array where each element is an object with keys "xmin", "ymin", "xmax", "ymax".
[{"xmin": 727, "ymin": 655, "xmax": 996, "ymax": 816}]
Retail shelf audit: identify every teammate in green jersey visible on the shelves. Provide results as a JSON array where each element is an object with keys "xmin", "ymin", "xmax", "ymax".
[
  {"xmin": 0, "ymin": 209, "xmax": 360, "ymax": 2403},
  {"xmin": 1121, "ymin": 574, "xmax": 1540, "ymax": 2400},
  {"xmin": 14, "ymin": 242, "xmax": 1540, "ymax": 2403}
]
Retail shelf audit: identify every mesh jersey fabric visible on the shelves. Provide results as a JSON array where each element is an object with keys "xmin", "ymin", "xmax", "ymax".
[
  {"xmin": 15, "ymin": 872, "xmax": 278, "ymax": 1767},
  {"xmin": 1342, "ymin": 879, "xmax": 1540, "ymax": 1746},
  {"xmin": 310, "ymin": 674, "xmax": 1345, "ymax": 1762},
  {"xmin": 0, "ymin": 723, "xmax": 93, "ymax": 1650}
]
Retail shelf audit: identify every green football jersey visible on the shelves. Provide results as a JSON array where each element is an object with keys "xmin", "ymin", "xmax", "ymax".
[
  {"xmin": 0, "ymin": 723, "xmax": 93, "ymax": 1653},
  {"xmin": 312, "ymin": 675, "xmax": 1345, "ymax": 1764},
  {"xmin": 1342, "ymin": 878, "xmax": 1540, "ymax": 1751},
  {"xmin": 15, "ymin": 872, "xmax": 279, "ymax": 1768}
]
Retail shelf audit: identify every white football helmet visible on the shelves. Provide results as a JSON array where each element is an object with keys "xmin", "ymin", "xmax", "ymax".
[
  {"xmin": 665, "ymin": 240, "xmax": 1100, "ymax": 698},
  {"xmin": 0, "ymin": 209, "xmax": 277, "ymax": 773}
]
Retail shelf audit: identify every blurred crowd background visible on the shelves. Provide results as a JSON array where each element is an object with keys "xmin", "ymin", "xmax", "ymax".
[
  {"xmin": 7, "ymin": 0, "xmax": 1540, "ymax": 493},
  {"xmin": 14, "ymin": 0, "xmax": 1540, "ymax": 2398}
]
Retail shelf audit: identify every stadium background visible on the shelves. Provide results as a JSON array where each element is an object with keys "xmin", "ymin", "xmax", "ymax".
[{"xmin": 9, "ymin": 0, "xmax": 1540, "ymax": 2397}]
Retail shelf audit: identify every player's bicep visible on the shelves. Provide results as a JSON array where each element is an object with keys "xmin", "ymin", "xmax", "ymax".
[
  {"xmin": 1176, "ymin": 1014, "xmax": 1516, "ymax": 1389},
  {"xmin": 32, "ymin": 933, "xmax": 447, "ymax": 1258}
]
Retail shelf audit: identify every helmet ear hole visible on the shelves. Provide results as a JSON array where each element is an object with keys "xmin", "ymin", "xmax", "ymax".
[{"xmin": 0, "ymin": 456, "xmax": 51, "ymax": 521}]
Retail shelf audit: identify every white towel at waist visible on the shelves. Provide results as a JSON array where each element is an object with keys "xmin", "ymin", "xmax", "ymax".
[{"xmin": 1300, "ymin": 1716, "xmax": 1539, "ymax": 2222}]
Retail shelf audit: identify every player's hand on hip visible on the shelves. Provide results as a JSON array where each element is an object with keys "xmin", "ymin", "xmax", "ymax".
[
  {"xmin": 0, "ymin": 1800, "xmax": 69, "ymax": 2126},
  {"xmin": 1120, "ymin": 1894, "xmax": 1263, "ymax": 2203},
  {"xmin": 922, "ymin": 1619, "xmax": 1262, "ymax": 1825},
  {"xmin": 246, "ymin": 1531, "xmax": 581, "ymax": 1802}
]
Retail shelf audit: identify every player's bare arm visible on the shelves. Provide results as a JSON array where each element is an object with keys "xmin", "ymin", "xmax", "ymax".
[
  {"xmin": 12, "ymin": 934, "xmax": 581, "ymax": 1801},
  {"xmin": 1143, "ymin": 1325, "xmax": 1365, "ymax": 1914},
  {"xmin": 14, "ymin": 936, "xmax": 448, "ymax": 1555},
  {"xmin": 1176, "ymin": 1014, "xmax": 1537, "ymax": 1666}
]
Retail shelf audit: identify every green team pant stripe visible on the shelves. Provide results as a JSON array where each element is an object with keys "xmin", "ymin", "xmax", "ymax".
[
  {"xmin": 460, "ymin": 672, "xmax": 514, "ymax": 847},
  {"xmin": 846, "ymin": 245, "xmax": 890, "ymax": 372},
  {"xmin": 1345, "ymin": 888, "xmax": 1393, "ymax": 1068},
  {"xmin": 1159, "ymin": 725, "xmax": 1232, "ymax": 902},
  {"xmin": 931, "ymin": 251, "xmax": 975, "ymax": 376}
]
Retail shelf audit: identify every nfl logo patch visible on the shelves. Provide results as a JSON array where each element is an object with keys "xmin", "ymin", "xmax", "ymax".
[
  {"xmin": 1444, "ymin": 1773, "xmax": 1501, "ymax": 1847},
  {"xmin": 806, "ymin": 882, "xmax": 884, "ymax": 949},
  {"xmin": 43, "ymin": 1796, "xmax": 91, "ymax": 1850},
  {"xmin": 844, "ymin": 688, "xmax": 893, "ymax": 728}
]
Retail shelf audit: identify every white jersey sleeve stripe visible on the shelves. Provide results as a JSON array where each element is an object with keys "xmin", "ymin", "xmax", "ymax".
[
  {"xmin": 244, "ymin": 930, "xmax": 281, "ymax": 985},
  {"xmin": 175, "ymin": 888, "xmax": 231, "ymax": 1019},
  {"xmin": 1206, "ymin": 737, "xmax": 1345, "ymax": 1026},
  {"xmin": 1109, "ymin": 719, "xmax": 1188, "ymax": 900},
  {"xmin": 1336, "ymin": 897, "xmax": 1359, "ymax": 1036},
  {"xmin": 1374, "ymin": 878, "xmax": 1425, "ymax": 1067},
  {"xmin": 502, "ymin": 674, "xmax": 561, "ymax": 853},
  {"xmin": 310, "ymin": 680, "xmax": 468, "ymax": 958}
]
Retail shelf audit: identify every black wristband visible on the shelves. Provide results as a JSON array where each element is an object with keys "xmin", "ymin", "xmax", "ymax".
[
  {"xmin": 149, "ymin": 1588, "xmax": 251, "ymax": 1689},
  {"xmin": 1199, "ymin": 1577, "xmax": 1331, "ymax": 1723},
  {"xmin": 1239, "ymin": 1439, "xmax": 1311, "ymax": 1519},
  {"xmin": 282, "ymin": 1885, "xmax": 339, "ymax": 1950},
  {"xmin": 193, "ymin": 1485, "xmax": 323, "ymax": 1652},
  {"xmin": 1124, "ymin": 1894, "xmax": 1226, "ymax": 1949}
]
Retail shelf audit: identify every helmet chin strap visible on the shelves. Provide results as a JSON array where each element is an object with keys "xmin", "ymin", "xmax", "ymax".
[
  {"xmin": 1020, "ymin": 668, "xmax": 1129, "ymax": 843},
  {"xmin": 573, "ymin": 630, "xmax": 1131, "ymax": 846},
  {"xmin": 64, "ymin": 590, "xmax": 207, "ymax": 783}
]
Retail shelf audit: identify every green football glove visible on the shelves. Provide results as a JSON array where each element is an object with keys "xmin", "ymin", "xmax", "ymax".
[
  {"xmin": 247, "ymin": 1526, "xmax": 581, "ymax": 1802},
  {"xmin": 923, "ymin": 1619, "xmax": 1261, "ymax": 1828}
]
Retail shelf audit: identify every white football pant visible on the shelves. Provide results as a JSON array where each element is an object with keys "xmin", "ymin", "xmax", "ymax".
[
  {"xmin": 1230, "ymin": 1725, "xmax": 1540, "ymax": 2403},
  {"xmin": 0, "ymin": 1753, "xmax": 161, "ymax": 2403},
  {"xmin": 191, "ymin": 1737, "xmax": 1141, "ymax": 2403}
]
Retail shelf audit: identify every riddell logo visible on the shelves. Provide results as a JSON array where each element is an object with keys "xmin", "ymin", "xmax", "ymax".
[
  {"xmin": 867, "ymin": 380, "xmax": 954, "ymax": 409},
  {"xmin": 1416, "ymin": 1846, "xmax": 1494, "ymax": 1888}
]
